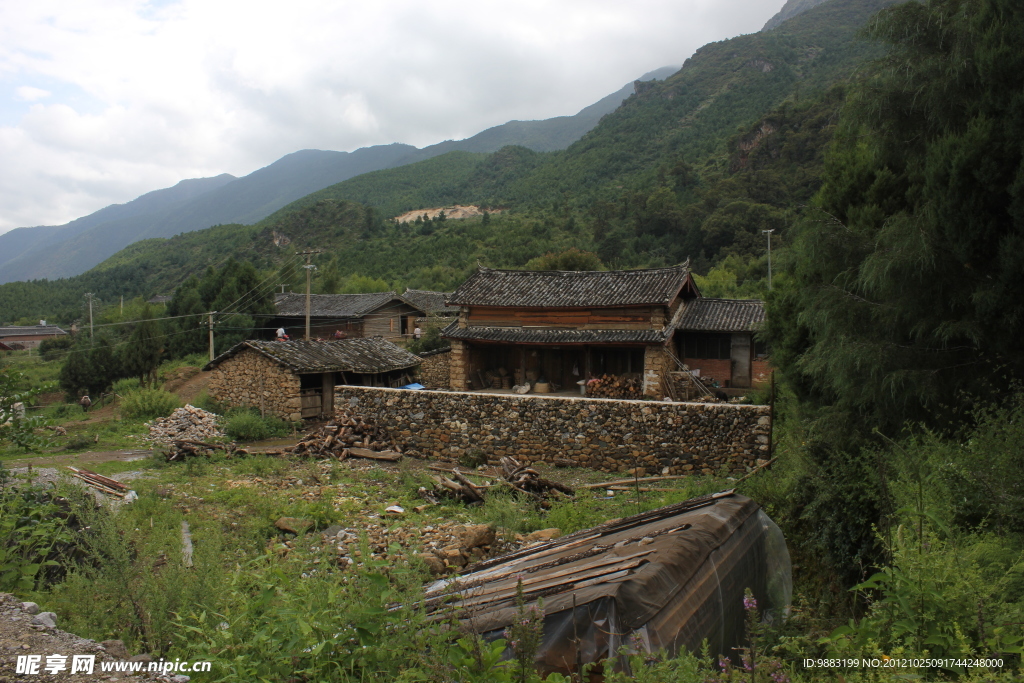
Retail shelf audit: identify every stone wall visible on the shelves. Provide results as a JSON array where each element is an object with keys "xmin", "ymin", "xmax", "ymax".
[
  {"xmin": 418, "ymin": 348, "xmax": 451, "ymax": 388},
  {"xmin": 449, "ymin": 340, "xmax": 469, "ymax": 390},
  {"xmin": 336, "ymin": 386, "xmax": 770, "ymax": 475},
  {"xmin": 208, "ymin": 349, "xmax": 303, "ymax": 421},
  {"xmin": 643, "ymin": 345, "xmax": 674, "ymax": 399}
]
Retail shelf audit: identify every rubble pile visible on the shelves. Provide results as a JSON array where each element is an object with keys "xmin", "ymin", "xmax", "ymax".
[
  {"xmin": 278, "ymin": 521, "xmax": 522, "ymax": 575},
  {"xmin": 145, "ymin": 405, "xmax": 223, "ymax": 444},
  {"xmin": 288, "ymin": 409, "xmax": 402, "ymax": 461}
]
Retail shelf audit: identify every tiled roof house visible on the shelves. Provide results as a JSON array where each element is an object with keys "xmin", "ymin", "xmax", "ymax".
[{"xmin": 442, "ymin": 265, "xmax": 767, "ymax": 395}]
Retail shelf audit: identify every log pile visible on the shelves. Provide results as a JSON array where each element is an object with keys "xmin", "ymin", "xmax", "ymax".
[
  {"xmin": 585, "ymin": 374, "xmax": 642, "ymax": 399},
  {"xmin": 66, "ymin": 466, "xmax": 130, "ymax": 498},
  {"xmin": 145, "ymin": 405, "xmax": 223, "ymax": 444},
  {"xmin": 424, "ymin": 456, "xmax": 574, "ymax": 505},
  {"xmin": 287, "ymin": 409, "xmax": 402, "ymax": 461},
  {"xmin": 164, "ymin": 439, "xmax": 246, "ymax": 462}
]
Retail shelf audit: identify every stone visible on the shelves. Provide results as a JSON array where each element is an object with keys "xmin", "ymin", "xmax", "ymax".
[
  {"xmin": 524, "ymin": 528, "xmax": 562, "ymax": 543},
  {"xmin": 129, "ymin": 654, "xmax": 153, "ymax": 663},
  {"xmin": 31, "ymin": 612, "xmax": 57, "ymax": 629},
  {"xmin": 101, "ymin": 640, "xmax": 130, "ymax": 659},
  {"xmin": 275, "ymin": 517, "xmax": 314, "ymax": 534},
  {"xmin": 457, "ymin": 524, "xmax": 496, "ymax": 549},
  {"xmin": 414, "ymin": 553, "xmax": 446, "ymax": 575},
  {"xmin": 321, "ymin": 525, "xmax": 344, "ymax": 539},
  {"xmin": 20, "ymin": 601, "xmax": 39, "ymax": 615}
]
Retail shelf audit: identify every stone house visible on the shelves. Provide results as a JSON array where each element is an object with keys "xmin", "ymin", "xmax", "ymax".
[
  {"xmin": 269, "ymin": 292, "xmax": 426, "ymax": 341},
  {"xmin": 204, "ymin": 338, "xmax": 422, "ymax": 421},
  {"xmin": 441, "ymin": 264, "xmax": 768, "ymax": 398}
]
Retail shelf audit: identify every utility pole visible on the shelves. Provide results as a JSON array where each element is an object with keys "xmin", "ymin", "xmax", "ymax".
[
  {"xmin": 208, "ymin": 312, "xmax": 217, "ymax": 361},
  {"xmin": 84, "ymin": 293, "xmax": 95, "ymax": 340},
  {"xmin": 296, "ymin": 250, "xmax": 321, "ymax": 341},
  {"xmin": 762, "ymin": 229, "xmax": 775, "ymax": 291},
  {"xmin": 120, "ymin": 295, "xmax": 123, "ymax": 315}
]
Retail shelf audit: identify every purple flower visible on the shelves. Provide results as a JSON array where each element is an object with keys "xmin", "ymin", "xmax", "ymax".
[{"xmin": 743, "ymin": 594, "xmax": 757, "ymax": 611}]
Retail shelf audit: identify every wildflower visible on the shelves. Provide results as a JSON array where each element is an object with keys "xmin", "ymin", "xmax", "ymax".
[{"xmin": 743, "ymin": 594, "xmax": 757, "ymax": 611}]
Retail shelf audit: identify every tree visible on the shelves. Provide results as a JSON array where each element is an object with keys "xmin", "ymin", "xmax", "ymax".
[
  {"xmin": 1, "ymin": 366, "xmax": 51, "ymax": 451},
  {"xmin": 120, "ymin": 306, "xmax": 164, "ymax": 386},
  {"xmin": 764, "ymin": 0, "xmax": 1024, "ymax": 575},
  {"xmin": 524, "ymin": 248, "xmax": 604, "ymax": 271}
]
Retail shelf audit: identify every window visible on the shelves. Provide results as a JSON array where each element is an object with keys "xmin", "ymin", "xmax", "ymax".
[{"xmin": 683, "ymin": 334, "xmax": 731, "ymax": 360}]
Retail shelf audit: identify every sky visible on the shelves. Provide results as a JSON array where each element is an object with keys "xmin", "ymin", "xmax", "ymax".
[{"xmin": 0, "ymin": 0, "xmax": 780, "ymax": 234}]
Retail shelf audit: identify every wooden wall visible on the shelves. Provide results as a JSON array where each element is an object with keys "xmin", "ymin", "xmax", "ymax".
[{"xmin": 466, "ymin": 306, "xmax": 658, "ymax": 330}]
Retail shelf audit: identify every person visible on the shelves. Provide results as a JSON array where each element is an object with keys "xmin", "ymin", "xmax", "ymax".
[
  {"xmin": 276, "ymin": 327, "xmax": 288, "ymax": 341},
  {"xmin": 333, "ymin": 329, "xmax": 347, "ymax": 340},
  {"xmin": 413, "ymin": 326, "xmax": 422, "ymax": 340}
]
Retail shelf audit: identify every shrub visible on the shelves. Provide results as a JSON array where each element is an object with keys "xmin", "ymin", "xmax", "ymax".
[
  {"xmin": 120, "ymin": 389, "xmax": 181, "ymax": 421},
  {"xmin": 224, "ymin": 409, "xmax": 290, "ymax": 442},
  {"xmin": 191, "ymin": 390, "xmax": 225, "ymax": 415},
  {"xmin": 111, "ymin": 377, "xmax": 141, "ymax": 396}
]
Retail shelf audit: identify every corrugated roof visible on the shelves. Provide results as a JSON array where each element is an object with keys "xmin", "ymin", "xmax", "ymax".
[
  {"xmin": 675, "ymin": 298, "xmax": 765, "ymax": 333},
  {"xmin": 442, "ymin": 321, "xmax": 667, "ymax": 345},
  {"xmin": 401, "ymin": 289, "xmax": 458, "ymax": 315},
  {"xmin": 273, "ymin": 292, "xmax": 401, "ymax": 318},
  {"xmin": 204, "ymin": 338, "xmax": 422, "ymax": 374},
  {"xmin": 447, "ymin": 265, "xmax": 691, "ymax": 308},
  {"xmin": 0, "ymin": 325, "xmax": 68, "ymax": 337}
]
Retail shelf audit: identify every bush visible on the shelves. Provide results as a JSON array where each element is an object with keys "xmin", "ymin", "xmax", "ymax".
[
  {"xmin": 111, "ymin": 377, "xmax": 141, "ymax": 396},
  {"xmin": 191, "ymin": 390, "xmax": 225, "ymax": 415},
  {"xmin": 224, "ymin": 409, "xmax": 290, "ymax": 442},
  {"xmin": 119, "ymin": 389, "xmax": 181, "ymax": 421}
]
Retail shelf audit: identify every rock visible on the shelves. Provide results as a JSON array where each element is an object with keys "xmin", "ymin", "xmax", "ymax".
[
  {"xmin": 129, "ymin": 654, "xmax": 153, "ymax": 663},
  {"xmin": 414, "ymin": 553, "xmax": 446, "ymax": 575},
  {"xmin": 171, "ymin": 676, "xmax": 191, "ymax": 683},
  {"xmin": 385, "ymin": 505, "xmax": 405, "ymax": 515},
  {"xmin": 457, "ymin": 523, "xmax": 496, "ymax": 549},
  {"xmin": 275, "ymin": 517, "xmax": 313, "ymax": 534},
  {"xmin": 20, "ymin": 601, "xmax": 39, "ymax": 615},
  {"xmin": 321, "ymin": 525, "xmax": 344, "ymax": 538},
  {"xmin": 31, "ymin": 612, "xmax": 57, "ymax": 628},
  {"xmin": 101, "ymin": 640, "xmax": 129, "ymax": 659},
  {"xmin": 524, "ymin": 528, "xmax": 562, "ymax": 543}
]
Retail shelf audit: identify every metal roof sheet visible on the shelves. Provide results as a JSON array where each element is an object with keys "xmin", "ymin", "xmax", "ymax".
[
  {"xmin": 0, "ymin": 325, "xmax": 68, "ymax": 337},
  {"xmin": 447, "ymin": 265, "xmax": 691, "ymax": 308},
  {"xmin": 204, "ymin": 337, "xmax": 422, "ymax": 374}
]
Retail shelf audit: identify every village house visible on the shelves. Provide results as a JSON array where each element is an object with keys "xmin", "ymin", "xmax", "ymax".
[
  {"xmin": 400, "ymin": 288, "xmax": 459, "ymax": 327},
  {"xmin": 441, "ymin": 264, "xmax": 766, "ymax": 399},
  {"xmin": 0, "ymin": 323, "xmax": 68, "ymax": 350},
  {"xmin": 204, "ymin": 337, "xmax": 422, "ymax": 421},
  {"xmin": 269, "ymin": 292, "xmax": 426, "ymax": 341}
]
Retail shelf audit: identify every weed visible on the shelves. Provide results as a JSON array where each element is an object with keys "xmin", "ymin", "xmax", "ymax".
[
  {"xmin": 120, "ymin": 388, "xmax": 181, "ymax": 420},
  {"xmin": 223, "ymin": 408, "xmax": 289, "ymax": 441}
]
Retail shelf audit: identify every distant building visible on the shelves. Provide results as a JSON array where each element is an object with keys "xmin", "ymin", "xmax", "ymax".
[
  {"xmin": 147, "ymin": 295, "xmax": 173, "ymax": 305},
  {"xmin": 0, "ymin": 323, "xmax": 68, "ymax": 350},
  {"xmin": 269, "ymin": 292, "xmax": 426, "ymax": 341}
]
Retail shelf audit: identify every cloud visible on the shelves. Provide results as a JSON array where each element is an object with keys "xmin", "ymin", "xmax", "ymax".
[
  {"xmin": 0, "ymin": 0, "xmax": 779, "ymax": 232},
  {"xmin": 14, "ymin": 86, "xmax": 50, "ymax": 102}
]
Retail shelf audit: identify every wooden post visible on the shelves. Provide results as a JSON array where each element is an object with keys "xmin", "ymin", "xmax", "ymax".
[
  {"xmin": 208, "ymin": 312, "xmax": 216, "ymax": 361},
  {"xmin": 322, "ymin": 372, "xmax": 335, "ymax": 418}
]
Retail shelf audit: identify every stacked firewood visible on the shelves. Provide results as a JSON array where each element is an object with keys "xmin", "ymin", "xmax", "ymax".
[
  {"xmin": 585, "ymin": 374, "xmax": 642, "ymax": 399},
  {"xmin": 287, "ymin": 409, "xmax": 402, "ymax": 461},
  {"xmin": 424, "ymin": 456, "xmax": 574, "ymax": 505}
]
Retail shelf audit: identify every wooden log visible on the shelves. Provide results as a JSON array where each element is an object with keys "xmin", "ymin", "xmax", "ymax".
[
  {"xmin": 578, "ymin": 474, "xmax": 693, "ymax": 490},
  {"xmin": 346, "ymin": 447, "xmax": 402, "ymax": 462},
  {"xmin": 450, "ymin": 469, "xmax": 484, "ymax": 498}
]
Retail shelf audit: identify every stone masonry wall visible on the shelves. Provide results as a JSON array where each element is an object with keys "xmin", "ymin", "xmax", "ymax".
[
  {"xmin": 418, "ymin": 348, "xmax": 451, "ymax": 388},
  {"xmin": 208, "ymin": 349, "xmax": 303, "ymax": 421},
  {"xmin": 336, "ymin": 386, "xmax": 771, "ymax": 475}
]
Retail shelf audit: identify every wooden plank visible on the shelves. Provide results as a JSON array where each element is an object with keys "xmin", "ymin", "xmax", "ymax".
[
  {"xmin": 346, "ymin": 447, "xmax": 402, "ymax": 462},
  {"xmin": 578, "ymin": 475, "xmax": 693, "ymax": 490}
]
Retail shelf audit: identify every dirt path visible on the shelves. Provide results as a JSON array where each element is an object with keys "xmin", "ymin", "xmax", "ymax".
[{"xmin": 5, "ymin": 449, "xmax": 153, "ymax": 469}]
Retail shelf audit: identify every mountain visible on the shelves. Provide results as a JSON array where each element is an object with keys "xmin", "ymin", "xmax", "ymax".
[
  {"xmin": 762, "ymin": 0, "xmax": 833, "ymax": 31},
  {"xmin": 0, "ymin": 68, "xmax": 676, "ymax": 285},
  {"xmin": 0, "ymin": 0, "xmax": 893, "ymax": 324}
]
